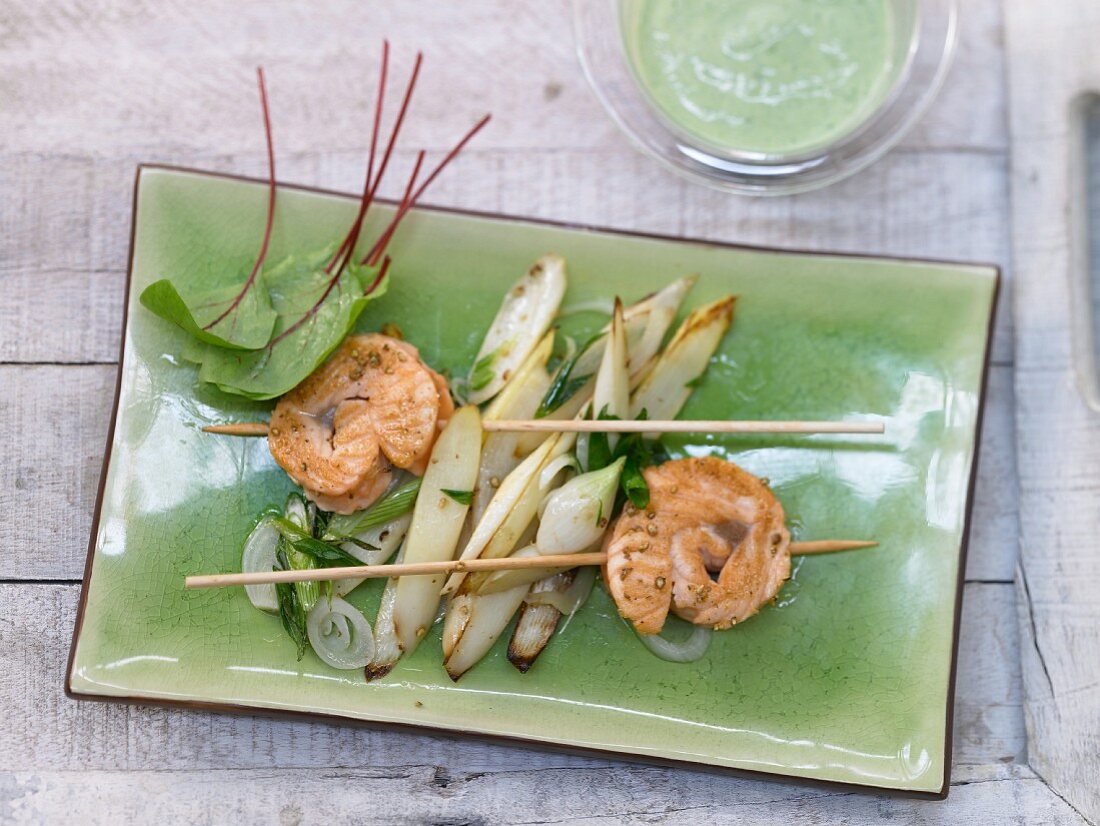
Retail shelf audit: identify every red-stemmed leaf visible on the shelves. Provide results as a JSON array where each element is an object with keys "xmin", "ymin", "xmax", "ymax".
[
  {"xmin": 188, "ymin": 245, "xmax": 392, "ymax": 399},
  {"xmin": 140, "ymin": 68, "xmax": 278, "ymax": 350}
]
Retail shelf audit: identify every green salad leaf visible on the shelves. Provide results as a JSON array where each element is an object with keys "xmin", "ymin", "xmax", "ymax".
[
  {"xmin": 137, "ymin": 63, "xmax": 493, "ymax": 402},
  {"xmin": 181, "ymin": 245, "xmax": 390, "ymax": 400},
  {"xmin": 140, "ymin": 270, "xmax": 278, "ymax": 350}
]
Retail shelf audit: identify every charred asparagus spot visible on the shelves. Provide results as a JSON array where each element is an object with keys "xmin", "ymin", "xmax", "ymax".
[{"xmin": 507, "ymin": 570, "xmax": 577, "ymax": 673}]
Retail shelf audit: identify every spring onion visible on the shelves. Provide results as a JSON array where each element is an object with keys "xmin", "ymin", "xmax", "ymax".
[
  {"xmin": 630, "ymin": 296, "xmax": 735, "ymax": 422},
  {"xmin": 306, "ymin": 596, "xmax": 376, "ymax": 670},
  {"xmin": 536, "ymin": 457, "xmax": 624, "ymax": 555},
  {"xmin": 622, "ymin": 276, "xmax": 696, "ymax": 384},
  {"xmin": 592, "ymin": 299, "xmax": 629, "ymax": 450},
  {"xmin": 444, "ymin": 574, "xmax": 537, "ymax": 681},
  {"xmin": 283, "ymin": 493, "xmax": 320, "ymax": 614},
  {"xmin": 332, "ymin": 512, "xmax": 412, "ymax": 597},
  {"xmin": 475, "ymin": 544, "xmax": 570, "ymax": 595},
  {"xmin": 240, "ymin": 515, "xmax": 281, "ymax": 612},
  {"xmin": 365, "ymin": 545, "xmax": 404, "ymax": 681},
  {"xmin": 442, "ymin": 430, "xmax": 575, "ymax": 595},
  {"xmin": 473, "ymin": 331, "xmax": 556, "ymax": 525},
  {"xmin": 524, "ymin": 565, "xmax": 596, "ymax": 620},
  {"xmin": 323, "ymin": 477, "xmax": 422, "ymax": 539}
]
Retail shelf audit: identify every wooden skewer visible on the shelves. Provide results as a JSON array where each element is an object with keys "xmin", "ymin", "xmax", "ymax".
[
  {"xmin": 489, "ymin": 419, "xmax": 884, "ymax": 434},
  {"xmin": 202, "ymin": 419, "xmax": 884, "ymax": 437},
  {"xmin": 184, "ymin": 540, "xmax": 877, "ymax": 590},
  {"xmin": 203, "ymin": 422, "xmax": 271, "ymax": 436}
]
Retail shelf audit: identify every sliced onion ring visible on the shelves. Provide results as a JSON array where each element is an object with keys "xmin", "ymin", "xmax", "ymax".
[
  {"xmin": 636, "ymin": 624, "xmax": 713, "ymax": 663},
  {"xmin": 306, "ymin": 596, "xmax": 376, "ymax": 670},
  {"xmin": 539, "ymin": 453, "xmax": 579, "ymax": 492},
  {"xmin": 525, "ymin": 565, "xmax": 596, "ymax": 618},
  {"xmin": 241, "ymin": 516, "xmax": 281, "ymax": 613}
]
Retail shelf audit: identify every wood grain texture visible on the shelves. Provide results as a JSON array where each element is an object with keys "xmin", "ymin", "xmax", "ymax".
[
  {"xmin": 0, "ymin": 2, "xmax": 1012, "ymax": 366},
  {"xmin": 0, "ymin": 765, "xmax": 1087, "ymax": 826},
  {"xmin": 0, "ymin": 0, "xmax": 1005, "ymax": 154},
  {"xmin": 1005, "ymin": 1, "xmax": 1100, "ymax": 822},
  {"xmin": 1, "ymin": 582, "xmax": 1023, "ymax": 772},
  {"xmin": 0, "ymin": 148, "xmax": 1012, "ymax": 366},
  {"xmin": 0, "ymin": 364, "xmax": 1017, "ymax": 582},
  {"xmin": 0, "ymin": 0, "xmax": 1037, "ymax": 820}
]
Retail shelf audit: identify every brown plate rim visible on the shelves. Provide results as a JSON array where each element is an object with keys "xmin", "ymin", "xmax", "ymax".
[{"xmin": 66, "ymin": 162, "xmax": 1002, "ymax": 801}]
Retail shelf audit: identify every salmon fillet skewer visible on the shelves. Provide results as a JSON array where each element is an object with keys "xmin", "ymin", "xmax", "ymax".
[
  {"xmin": 604, "ymin": 456, "xmax": 791, "ymax": 634},
  {"xmin": 268, "ymin": 333, "xmax": 453, "ymax": 514}
]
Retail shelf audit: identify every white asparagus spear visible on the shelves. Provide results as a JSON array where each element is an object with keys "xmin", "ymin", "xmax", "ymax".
[
  {"xmin": 443, "ymin": 548, "xmax": 542, "ymax": 680},
  {"xmin": 467, "ymin": 255, "xmax": 567, "ymax": 405},
  {"xmin": 631, "ymin": 296, "xmax": 736, "ymax": 424},
  {"xmin": 391, "ymin": 406, "xmax": 482, "ymax": 656}
]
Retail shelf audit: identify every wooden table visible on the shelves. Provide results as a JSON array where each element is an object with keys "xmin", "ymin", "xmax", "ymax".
[{"xmin": 0, "ymin": 2, "xmax": 1090, "ymax": 822}]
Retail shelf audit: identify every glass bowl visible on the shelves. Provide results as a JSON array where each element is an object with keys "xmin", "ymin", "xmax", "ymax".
[{"xmin": 572, "ymin": 0, "xmax": 959, "ymax": 195}]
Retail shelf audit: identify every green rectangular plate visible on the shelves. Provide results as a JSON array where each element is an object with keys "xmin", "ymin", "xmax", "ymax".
[{"xmin": 68, "ymin": 166, "xmax": 998, "ymax": 796}]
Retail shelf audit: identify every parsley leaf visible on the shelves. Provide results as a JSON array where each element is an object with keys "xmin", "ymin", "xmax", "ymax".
[
  {"xmin": 442, "ymin": 489, "xmax": 474, "ymax": 506},
  {"xmin": 469, "ymin": 348, "xmax": 499, "ymax": 392},
  {"xmin": 535, "ymin": 333, "xmax": 601, "ymax": 418}
]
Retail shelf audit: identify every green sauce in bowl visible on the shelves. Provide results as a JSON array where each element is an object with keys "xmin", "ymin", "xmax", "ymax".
[{"xmin": 622, "ymin": 0, "xmax": 913, "ymax": 157}]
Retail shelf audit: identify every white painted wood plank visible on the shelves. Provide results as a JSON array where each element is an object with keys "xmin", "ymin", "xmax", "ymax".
[
  {"xmin": 968, "ymin": 366, "xmax": 1019, "ymax": 583},
  {"xmin": 0, "ymin": 765, "xmax": 1085, "ymax": 826},
  {"xmin": 0, "ymin": 147, "xmax": 1012, "ymax": 366},
  {"xmin": 0, "ymin": 0, "xmax": 1030, "ymax": 817},
  {"xmin": 953, "ymin": 583, "xmax": 1027, "ymax": 766},
  {"xmin": 0, "ymin": 361, "xmax": 1016, "ymax": 582},
  {"xmin": 0, "ymin": 366, "xmax": 115, "ymax": 581},
  {"xmin": 1005, "ymin": 1, "xmax": 1100, "ymax": 822},
  {"xmin": 0, "ymin": 582, "xmax": 1022, "ymax": 772},
  {"xmin": 905, "ymin": 0, "xmax": 1008, "ymax": 152},
  {"xmin": 0, "ymin": 0, "xmax": 1005, "ymax": 155}
]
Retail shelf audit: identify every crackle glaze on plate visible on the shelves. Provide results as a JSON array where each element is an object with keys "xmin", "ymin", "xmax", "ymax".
[{"xmin": 68, "ymin": 166, "xmax": 998, "ymax": 796}]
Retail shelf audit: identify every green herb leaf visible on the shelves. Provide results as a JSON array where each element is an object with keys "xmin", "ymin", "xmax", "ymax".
[
  {"xmin": 269, "ymin": 516, "xmax": 311, "ymax": 542},
  {"xmin": 586, "ymin": 405, "xmax": 619, "ymax": 472},
  {"xmin": 323, "ymin": 478, "xmax": 422, "ymax": 539},
  {"xmin": 274, "ymin": 546, "xmax": 309, "ymax": 661},
  {"xmin": 139, "ymin": 269, "xmax": 278, "ymax": 351},
  {"xmin": 290, "ymin": 537, "xmax": 364, "ymax": 567},
  {"xmin": 545, "ymin": 327, "xmax": 571, "ymax": 375},
  {"xmin": 580, "ymin": 406, "xmax": 652, "ymax": 508},
  {"xmin": 620, "ymin": 455, "xmax": 650, "ymax": 510},
  {"xmin": 441, "ymin": 488, "xmax": 474, "ymax": 506},
  {"xmin": 268, "ymin": 516, "xmax": 373, "ymax": 567},
  {"xmin": 334, "ymin": 535, "xmax": 382, "ymax": 553},
  {"xmin": 181, "ymin": 244, "xmax": 390, "ymax": 400},
  {"xmin": 468, "ymin": 349, "xmax": 499, "ymax": 392},
  {"xmin": 684, "ymin": 375, "xmax": 705, "ymax": 389},
  {"xmin": 535, "ymin": 333, "xmax": 601, "ymax": 418},
  {"xmin": 587, "ymin": 429, "xmax": 612, "ymax": 472}
]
